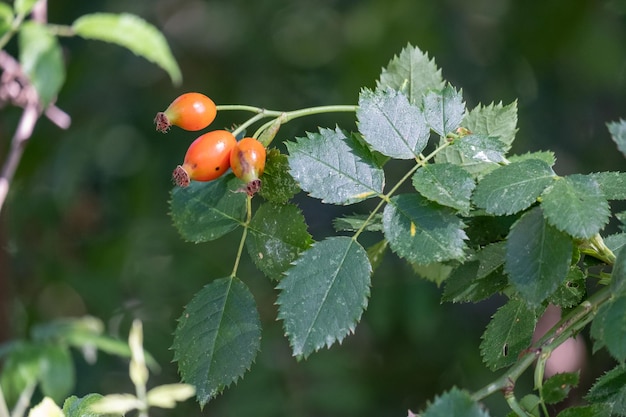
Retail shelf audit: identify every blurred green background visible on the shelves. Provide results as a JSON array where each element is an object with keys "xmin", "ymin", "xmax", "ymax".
[{"xmin": 2, "ymin": 0, "xmax": 625, "ymax": 416}]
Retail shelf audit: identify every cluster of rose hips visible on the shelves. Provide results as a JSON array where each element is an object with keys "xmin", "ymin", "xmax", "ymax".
[{"xmin": 155, "ymin": 92, "xmax": 266, "ymax": 196}]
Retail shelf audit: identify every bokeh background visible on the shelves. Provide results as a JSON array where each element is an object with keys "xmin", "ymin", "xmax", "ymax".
[{"xmin": 2, "ymin": 0, "xmax": 626, "ymax": 416}]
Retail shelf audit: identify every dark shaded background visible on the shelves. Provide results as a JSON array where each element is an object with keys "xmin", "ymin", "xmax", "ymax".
[{"xmin": 2, "ymin": 0, "xmax": 625, "ymax": 416}]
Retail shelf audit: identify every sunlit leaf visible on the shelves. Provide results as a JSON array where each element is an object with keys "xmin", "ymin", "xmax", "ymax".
[
  {"xmin": 246, "ymin": 203, "xmax": 312, "ymax": 280},
  {"xmin": 422, "ymin": 387, "xmax": 490, "ymax": 417},
  {"xmin": 541, "ymin": 175, "xmax": 610, "ymax": 239},
  {"xmin": 607, "ymin": 119, "xmax": 626, "ymax": 159},
  {"xmin": 0, "ymin": 4, "xmax": 13, "ymax": 37},
  {"xmin": 357, "ymin": 88, "xmax": 430, "ymax": 159},
  {"xmin": 287, "ymin": 127, "xmax": 384, "ymax": 204},
  {"xmin": 505, "ymin": 207, "xmax": 573, "ymax": 306},
  {"xmin": 277, "ymin": 237, "xmax": 371, "ymax": 358},
  {"xmin": 89, "ymin": 394, "xmax": 141, "ymax": 415},
  {"xmin": 480, "ymin": 298, "xmax": 539, "ymax": 371},
  {"xmin": 383, "ymin": 194, "xmax": 467, "ymax": 265},
  {"xmin": 422, "ymin": 85, "xmax": 465, "ymax": 136},
  {"xmin": 146, "ymin": 384, "xmax": 196, "ymax": 409},
  {"xmin": 172, "ymin": 278, "xmax": 261, "ymax": 406},
  {"xmin": 376, "ymin": 43, "xmax": 444, "ymax": 104},
  {"xmin": 14, "ymin": 0, "xmax": 37, "ymax": 15},
  {"xmin": 258, "ymin": 149, "xmax": 300, "ymax": 204},
  {"xmin": 63, "ymin": 394, "xmax": 109, "ymax": 417},
  {"xmin": 169, "ymin": 175, "xmax": 247, "ymax": 243},
  {"xmin": 28, "ymin": 397, "xmax": 64, "ymax": 417},
  {"xmin": 586, "ymin": 364, "xmax": 626, "ymax": 415},
  {"xmin": 589, "ymin": 172, "xmax": 626, "ymax": 200},
  {"xmin": 473, "ymin": 159, "xmax": 555, "ymax": 215},
  {"xmin": 463, "ymin": 101, "xmax": 518, "ymax": 150},
  {"xmin": 72, "ymin": 13, "xmax": 182, "ymax": 85},
  {"xmin": 19, "ymin": 21, "xmax": 65, "ymax": 107},
  {"xmin": 437, "ymin": 134, "xmax": 508, "ymax": 177},
  {"xmin": 412, "ymin": 163, "xmax": 475, "ymax": 214}
]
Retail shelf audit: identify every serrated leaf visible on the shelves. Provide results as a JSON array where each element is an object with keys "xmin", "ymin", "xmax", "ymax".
[
  {"xmin": 542, "ymin": 175, "xmax": 610, "ymax": 239},
  {"xmin": 287, "ymin": 127, "xmax": 384, "ymax": 204},
  {"xmin": 473, "ymin": 159, "xmax": 555, "ymax": 215},
  {"xmin": 586, "ymin": 364, "xmax": 626, "ymax": 415},
  {"xmin": 276, "ymin": 237, "xmax": 371, "ymax": 358},
  {"xmin": 63, "ymin": 394, "xmax": 112, "ymax": 417},
  {"xmin": 548, "ymin": 267, "xmax": 586, "ymax": 308},
  {"xmin": 608, "ymin": 119, "xmax": 626, "ymax": 158},
  {"xmin": 442, "ymin": 242, "xmax": 509, "ymax": 303},
  {"xmin": 509, "ymin": 151, "xmax": 556, "ymax": 167},
  {"xmin": 589, "ymin": 172, "xmax": 626, "ymax": 200},
  {"xmin": 556, "ymin": 404, "xmax": 612, "ymax": 417},
  {"xmin": 246, "ymin": 202, "xmax": 312, "ymax": 280},
  {"xmin": 14, "ymin": 0, "xmax": 37, "ymax": 15},
  {"xmin": 606, "ymin": 233, "xmax": 626, "ymax": 255},
  {"xmin": 542, "ymin": 372, "xmax": 579, "ymax": 404},
  {"xmin": 169, "ymin": 175, "xmax": 247, "ymax": 243},
  {"xmin": 72, "ymin": 13, "xmax": 182, "ymax": 85},
  {"xmin": 383, "ymin": 194, "xmax": 467, "ymax": 265},
  {"xmin": 28, "ymin": 397, "xmax": 64, "ymax": 417},
  {"xmin": 377, "ymin": 44, "xmax": 445, "ymax": 104},
  {"xmin": 422, "ymin": 387, "xmax": 490, "ymax": 417},
  {"xmin": 411, "ymin": 262, "xmax": 454, "ymax": 285},
  {"xmin": 591, "ymin": 294, "xmax": 626, "ymax": 362},
  {"xmin": 39, "ymin": 344, "xmax": 74, "ymax": 404},
  {"xmin": 333, "ymin": 213, "xmax": 383, "ymax": 232},
  {"xmin": 437, "ymin": 134, "xmax": 508, "ymax": 178},
  {"xmin": 258, "ymin": 149, "xmax": 300, "ymax": 203},
  {"xmin": 172, "ymin": 277, "xmax": 261, "ymax": 406},
  {"xmin": 422, "ymin": 85, "xmax": 465, "ymax": 136},
  {"xmin": 367, "ymin": 239, "xmax": 388, "ymax": 272},
  {"xmin": 505, "ymin": 207, "xmax": 573, "ymax": 306},
  {"xmin": 480, "ymin": 298, "xmax": 538, "ymax": 371},
  {"xmin": 412, "ymin": 163, "xmax": 475, "ymax": 213},
  {"xmin": 463, "ymin": 101, "xmax": 518, "ymax": 150},
  {"xmin": 19, "ymin": 21, "xmax": 65, "ymax": 107},
  {"xmin": 357, "ymin": 88, "xmax": 430, "ymax": 159}
]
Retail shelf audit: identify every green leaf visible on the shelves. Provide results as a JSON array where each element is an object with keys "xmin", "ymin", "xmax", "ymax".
[
  {"xmin": 589, "ymin": 172, "xmax": 626, "ymax": 200},
  {"xmin": 437, "ymin": 134, "xmax": 508, "ymax": 177},
  {"xmin": 246, "ymin": 203, "xmax": 312, "ymax": 280},
  {"xmin": 169, "ymin": 175, "xmax": 247, "ymax": 243},
  {"xmin": 0, "ymin": 343, "xmax": 43, "ymax": 407},
  {"xmin": 473, "ymin": 159, "xmax": 555, "ymax": 215},
  {"xmin": 146, "ymin": 384, "xmax": 196, "ymax": 409},
  {"xmin": 276, "ymin": 237, "xmax": 371, "ymax": 358},
  {"xmin": 547, "ymin": 267, "xmax": 586, "ymax": 308},
  {"xmin": 422, "ymin": 387, "xmax": 490, "ymax": 417},
  {"xmin": 18, "ymin": 21, "xmax": 65, "ymax": 107},
  {"xmin": 480, "ymin": 298, "xmax": 539, "ymax": 371},
  {"xmin": 412, "ymin": 163, "xmax": 475, "ymax": 214},
  {"xmin": 591, "ymin": 294, "xmax": 626, "ymax": 362},
  {"xmin": 608, "ymin": 119, "xmax": 626, "ymax": 158},
  {"xmin": 586, "ymin": 364, "xmax": 626, "ymax": 415},
  {"xmin": 412, "ymin": 262, "xmax": 454, "ymax": 285},
  {"xmin": 505, "ymin": 207, "xmax": 573, "ymax": 306},
  {"xmin": 541, "ymin": 175, "xmax": 610, "ymax": 239},
  {"xmin": 463, "ymin": 101, "xmax": 518, "ymax": 151},
  {"xmin": 0, "ymin": 4, "xmax": 13, "ymax": 37},
  {"xmin": 14, "ymin": 0, "xmax": 37, "ymax": 15},
  {"xmin": 72, "ymin": 13, "xmax": 182, "ymax": 85},
  {"xmin": 542, "ymin": 372, "xmax": 579, "ymax": 404},
  {"xmin": 367, "ymin": 239, "xmax": 388, "ymax": 272},
  {"xmin": 258, "ymin": 149, "xmax": 300, "ymax": 204},
  {"xmin": 29, "ymin": 398, "xmax": 64, "ymax": 417},
  {"xmin": 357, "ymin": 88, "xmax": 430, "ymax": 159},
  {"xmin": 556, "ymin": 404, "xmax": 612, "ymax": 417},
  {"xmin": 63, "ymin": 394, "xmax": 112, "ymax": 417},
  {"xmin": 442, "ymin": 242, "xmax": 509, "ymax": 303},
  {"xmin": 287, "ymin": 127, "xmax": 384, "ymax": 204},
  {"xmin": 508, "ymin": 151, "xmax": 556, "ymax": 167},
  {"xmin": 376, "ymin": 43, "xmax": 444, "ymax": 104},
  {"xmin": 39, "ymin": 344, "xmax": 74, "ymax": 404},
  {"xmin": 332, "ymin": 213, "xmax": 383, "ymax": 232},
  {"xmin": 422, "ymin": 85, "xmax": 465, "ymax": 136},
  {"xmin": 172, "ymin": 277, "xmax": 261, "ymax": 406},
  {"xmin": 383, "ymin": 194, "xmax": 467, "ymax": 265},
  {"xmin": 606, "ymin": 233, "xmax": 626, "ymax": 255}
]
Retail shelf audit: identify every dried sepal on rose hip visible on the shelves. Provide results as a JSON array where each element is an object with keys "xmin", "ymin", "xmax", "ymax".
[
  {"xmin": 230, "ymin": 137, "xmax": 266, "ymax": 196},
  {"xmin": 172, "ymin": 130, "xmax": 237, "ymax": 187},
  {"xmin": 155, "ymin": 92, "xmax": 217, "ymax": 133}
]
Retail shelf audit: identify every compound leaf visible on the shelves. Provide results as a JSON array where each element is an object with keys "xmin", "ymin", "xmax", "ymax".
[
  {"xmin": 422, "ymin": 85, "xmax": 465, "ymax": 136},
  {"xmin": 480, "ymin": 298, "xmax": 538, "ymax": 371},
  {"xmin": 357, "ymin": 88, "xmax": 430, "ymax": 159},
  {"xmin": 422, "ymin": 387, "xmax": 490, "ymax": 417},
  {"xmin": 277, "ymin": 237, "xmax": 371, "ymax": 358},
  {"xmin": 383, "ymin": 194, "xmax": 467, "ymax": 265},
  {"xmin": 586, "ymin": 364, "xmax": 626, "ymax": 415},
  {"xmin": 287, "ymin": 127, "xmax": 384, "ymax": 205},
  {"xmin": 437, "ymin": 134, "xmax": 508, "ymax": 177},
  {"xmin": 473, "ymin": 159, "xmax": 555, "ymax": 215},
  {"xmin": 412, "ymin": 163, "xmax": 475, "ymax": 214},
  {"xmin": 505, "ymin": 207, "xmax": 573, "ymax": 306},
  {"xmin": 463, "ymin": 101, "xmax": 518, "ymax": 151},
  {"xmin": 172, "ymin": 277, "xmax": 261, "ymax": 407},
  {"xmin": 73, "ymin": 13, "xmax": 182, "ymax": 85},
  {"xmin": 542, "ymin": 175, "xmax": 610, "ymax": 239},
  {"xmin": 246, "ymin": 203, "xmax": 312, "ymax": 280},
  {"xmin": 607, "ymin": 119, "xmax": 626, "ymax": 158},
  {"xmin": 589, "ymin": 172, "xmax": 626, "ymax": 200},
  {"xmin": 170, "ymin": 175, "xmax": 247, "ymax": 243},
  {"xmin": 376, "ymin": 43, "xmax": 444, "ymax": 104}
]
